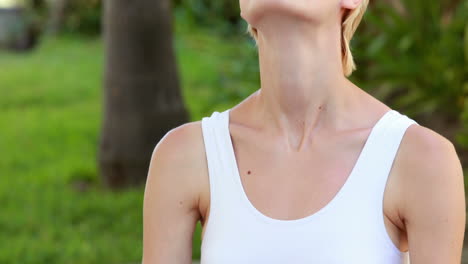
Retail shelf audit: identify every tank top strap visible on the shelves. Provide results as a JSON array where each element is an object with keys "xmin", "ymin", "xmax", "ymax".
[
  {"xmin": 358, "ymin": 110, "xmax": 419, "ymax": 199},
  {"xmin": 326, "ymin": 109, "xmax": 417, "ymax": 210},
  {"xmin": 201, "ymin": 110, "xmax": 235, "ymax": 212},
  {"xmin": 346, "ymin": 110, "xmax": 419, "ymax": 235}
]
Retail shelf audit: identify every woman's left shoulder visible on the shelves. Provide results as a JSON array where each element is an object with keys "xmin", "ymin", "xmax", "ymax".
[
  {"xmin": 393, "ymin": 122, "xmax": 464, "ymax": 212},
  {"xmin": 399, "ymin": 123, "xmax": 458, "ymax": 165},
  {"xmin": 392, "ymin": 122, "xmax": 465, "ymax": 260}
]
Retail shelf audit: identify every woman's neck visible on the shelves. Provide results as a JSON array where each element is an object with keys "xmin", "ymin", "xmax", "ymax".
[{"xmin": 251, "ymin": 14, "xmax": 360, "ymax": 151}]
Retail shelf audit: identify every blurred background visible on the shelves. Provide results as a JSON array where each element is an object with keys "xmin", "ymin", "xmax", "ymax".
[{"xmin": 0, "ymin": 0, "xmax": 466, "ymax": 263}]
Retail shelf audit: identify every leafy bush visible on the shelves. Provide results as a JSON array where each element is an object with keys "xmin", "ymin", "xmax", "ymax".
[
  {"xmin": 173, "ymin": 0, "xmax": 244, "ymax": 36},
  {"xmin": 352, "ymin": 0, "xmax": 467, "ymax": 146},
  {"xmin": 64, "ymin": 0, "xmax": 102, "ymax": 35},
  {"xmin": 174, "ymin": 0, "xmax": 239, "ymax": 23},
  {"xmin": 61, "ymin": 0, "xmax": 243, "ymax": 36}
]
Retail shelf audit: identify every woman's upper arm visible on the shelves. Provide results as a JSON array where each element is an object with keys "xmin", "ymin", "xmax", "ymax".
[
  {"xmin": 399, "ymin": 126, "xmax": 466, "ymax": 264},
  {"xmin": 142, "ymin": 122, "xmax": 205, "ymax": 264}
]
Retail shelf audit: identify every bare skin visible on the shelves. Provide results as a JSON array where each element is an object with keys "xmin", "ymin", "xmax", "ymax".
[{"xmin": 142, "ymin": 0, "xmax": 466, "ymax": 263}]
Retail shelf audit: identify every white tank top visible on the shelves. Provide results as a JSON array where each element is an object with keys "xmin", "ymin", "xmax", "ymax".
[{"xmin": 200, "ymin": 108, "xmax": 418, "ymax": 264}]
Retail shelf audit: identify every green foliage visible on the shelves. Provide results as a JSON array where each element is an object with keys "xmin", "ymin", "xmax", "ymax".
[
  {"xmin": 352, "ymin": 0, "xmax": 467, "ymax": 145},
  {"xmin": 174, "ymin": 9, "xmax": 259, "ymax": 117},
  {"xmin": 63, "ymin": 0, "xmax": 102, "ymax": 35},
  {"xmin": 173, "ymin": 0, "xmax": 245, "ymax": 36},
  {"xmin": 173, "ymin": 0, "xmax": 240, "ymax": 23}
]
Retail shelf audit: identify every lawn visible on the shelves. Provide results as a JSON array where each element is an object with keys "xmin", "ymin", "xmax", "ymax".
[{"xmin": 0, "ymin": 15, "xmax": 258, "ymax": 263}]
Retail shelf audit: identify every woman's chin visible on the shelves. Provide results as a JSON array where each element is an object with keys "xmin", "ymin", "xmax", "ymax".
[{"xmin": 241, "ymin": 1, "xmax": 321, "ymax": 29}]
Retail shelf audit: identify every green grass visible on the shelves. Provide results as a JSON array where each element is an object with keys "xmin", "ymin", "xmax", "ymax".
[{"xmin": 0, "ymin": 17, "xmax": 258, "ymax": 263}]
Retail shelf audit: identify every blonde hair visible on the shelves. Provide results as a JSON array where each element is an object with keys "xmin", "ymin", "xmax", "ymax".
[{"xmin": 247, "ymin": 1, "xmax": 369, "ymax": 77}]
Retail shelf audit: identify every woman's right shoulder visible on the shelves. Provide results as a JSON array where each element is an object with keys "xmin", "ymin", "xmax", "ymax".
[
  {"xmin": 147, "ymin": 120, "xmax": 208, "ymax": 202},
  {"xmin": 151, "ymin": 120, "xmax": 207, "ymax": 174},
  {"xmin": 143, "ymin": 120, "xmax": 208, "ymax": 261},
  {"xmin": 154, "ymin": 120, "xmax": 204, "ymax": 156}
]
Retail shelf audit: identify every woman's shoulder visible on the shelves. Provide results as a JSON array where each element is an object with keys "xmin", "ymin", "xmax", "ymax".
[
  {"xmin": 391, "ymin": 117, "xmax": 457, "ymax": 180},
  {"xmin": 147, "ymin": 120, "xmax": 208, "ymax": 200},
  {"xmin": 391, "ymin": 121, "xmax": 465, "ymax": 255},
  {"xmin": 153, "ymin": 120, "xmax": 207, "ymax": 173},
  {"xmin": 390, "ymin": 119, "xmax": 462, "ymax": 214},
  {"xmin": 395, "ymin": 121, "xmax": 456, "ymax": 166}
]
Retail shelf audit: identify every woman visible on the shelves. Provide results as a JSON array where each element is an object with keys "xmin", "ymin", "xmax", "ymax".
[{"xmin": 142, "ymin": 0, "xmax": 466, "ymax": 263}]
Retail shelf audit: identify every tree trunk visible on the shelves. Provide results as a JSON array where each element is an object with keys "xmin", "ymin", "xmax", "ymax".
[{"xmin": 99, "ymin": 0, "xmax": 189, "ymax": 189}]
